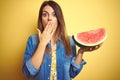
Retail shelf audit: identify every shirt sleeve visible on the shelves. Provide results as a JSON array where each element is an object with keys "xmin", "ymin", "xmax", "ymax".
[
  {"xmin": 69, "ymin": 57, "xmax": 86, "ymax": 78},
  {"xmin": 22, "ymin": 35, "xmax": 39, "ymax": 78}
]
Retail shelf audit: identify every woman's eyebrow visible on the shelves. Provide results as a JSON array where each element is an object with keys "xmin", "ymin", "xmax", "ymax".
[
  {"xmin": 42, "ymin": 11, "xmax": 48, "ymax": 13},
  {"xmin": 42, "ymin": 10, "xmax": 55, "ymax": 14}
]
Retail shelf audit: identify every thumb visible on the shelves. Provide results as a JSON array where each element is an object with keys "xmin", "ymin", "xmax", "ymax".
[{"xmin": 37, "ymin": 28, "xmax": 41, "ymax": 36}]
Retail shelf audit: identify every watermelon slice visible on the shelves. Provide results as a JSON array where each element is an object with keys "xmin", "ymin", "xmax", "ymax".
[{"xmin": 72, "ymin": 28, "xmax": 107, "ymax": 47}]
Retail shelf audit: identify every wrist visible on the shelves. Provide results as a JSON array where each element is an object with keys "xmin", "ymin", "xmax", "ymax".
[
  {"xmin": 78, "ymin": 49, "xmax": 84, "ymax": 54},
  {"xmin": 39, "ymin": 42, "xmax": 46, "ymax": 48}
]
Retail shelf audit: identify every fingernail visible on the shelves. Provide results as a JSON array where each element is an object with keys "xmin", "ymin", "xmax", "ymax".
[
  {"xmin": 95, "ymin": 46, "xmax": 98, "ymax": 48},
  {"xmin": 90, "ymin": 48, "xmax": 92, "ymax": 50}
]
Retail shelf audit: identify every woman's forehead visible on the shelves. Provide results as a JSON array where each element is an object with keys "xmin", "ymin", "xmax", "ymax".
[{"xmin": 42, "ymin": 5, "xmax": 55, "ymax": 13}]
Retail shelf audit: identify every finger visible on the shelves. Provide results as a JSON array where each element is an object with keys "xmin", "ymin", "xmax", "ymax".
[
  {"xmin": 45, "ymin": 22, "xmax": 54, "ymax": 35},
  {"xmin": 89, "ymin": 47, "xmax": 93, "ymax": 51},
  {"xmin": 95, "ymin": 45, "xmax": 99, "ymax": 49},
  {"xmin": 50, "ymin": 23, "xmax": 55, "ymax": 34},
  {"xmin": 44, "ymin": 22, "xmax": 51, "ymax": 32},
  {"xmin": 48, "ymin": 23, "xmax": 53, "ymax": 33},
  {"xmin": 37, "ymin": 28, "xmax": 41, "ymax": 36},
  {"xmin": 84, "ymin": 46, "xmax": 93, "ymax": 51},
  {"xmin": 51, "ymin": 25, "xmax": 56, "ymax": 36},
  {"xmin": 92, "ymin": 45, "xmax": 100, "ymax": 50}
]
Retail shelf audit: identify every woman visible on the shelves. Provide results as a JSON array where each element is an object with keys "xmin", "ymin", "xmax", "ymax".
[{"xmin": 22, "ymin": 0, "xmax": 100, "ymax": 80}]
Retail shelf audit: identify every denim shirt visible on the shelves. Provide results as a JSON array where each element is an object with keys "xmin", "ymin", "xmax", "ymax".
[{"xmin": 22, "ymin": 34, "xmax": 86, "ymax": 80}]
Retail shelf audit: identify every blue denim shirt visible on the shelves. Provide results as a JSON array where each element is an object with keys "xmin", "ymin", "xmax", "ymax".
[{"xmin": 22, "ymin": 34, "xmax": 86, "ymax": 80}]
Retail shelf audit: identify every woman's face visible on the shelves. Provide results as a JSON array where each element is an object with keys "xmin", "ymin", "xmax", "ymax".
[{"xmin": 42, "ymin": 5, "xmax": 58, "ymax": 30}]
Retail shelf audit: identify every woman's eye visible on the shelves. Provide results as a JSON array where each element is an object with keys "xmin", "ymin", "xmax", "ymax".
[
  {"xmin": 53, "ymin": 13, "xmax": 56, "ymax": 17},
  {"xmin": 42, "ymin": 13, "xmax": 48, "ymax": 17}
]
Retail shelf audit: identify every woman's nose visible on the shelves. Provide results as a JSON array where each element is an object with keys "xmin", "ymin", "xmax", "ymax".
[{"xmin": 48, "ymin": 15, "xmax": 52, "ymax": 21}]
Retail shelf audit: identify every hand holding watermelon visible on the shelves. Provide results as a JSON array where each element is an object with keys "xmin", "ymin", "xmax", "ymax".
[{"xmin": 78, "ymin": 44, "xmax": 102, "ymax": 54}]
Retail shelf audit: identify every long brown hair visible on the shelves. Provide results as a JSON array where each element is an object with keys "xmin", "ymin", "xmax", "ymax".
[{"xmin": 38, "ymin": 0, "xmax": 71, "ymax": 56}]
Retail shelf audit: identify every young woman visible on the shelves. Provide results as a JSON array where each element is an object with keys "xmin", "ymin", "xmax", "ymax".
[{"xmin": 22, "ymin": 1, "xmax": 100, "ymax": 80}]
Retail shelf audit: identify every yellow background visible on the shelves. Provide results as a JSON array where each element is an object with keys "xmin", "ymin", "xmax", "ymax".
[{"xmin": 0, "ymin": 0, "xmax": 120, "ymax": 80}]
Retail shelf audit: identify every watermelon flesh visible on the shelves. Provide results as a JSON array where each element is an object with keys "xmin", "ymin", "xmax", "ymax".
[{"xmin": 73, "ymin": 28, "xmax": 107, "ymax": 46}]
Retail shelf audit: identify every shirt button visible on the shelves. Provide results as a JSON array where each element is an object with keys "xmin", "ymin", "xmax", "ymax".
[
  {"xmin": 48, "ymin": 64, "xmax": 51, "ymax": 67},
  {"xmin": 48, "ymin": 77, "xmax": 49, "ymax": 79}
]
